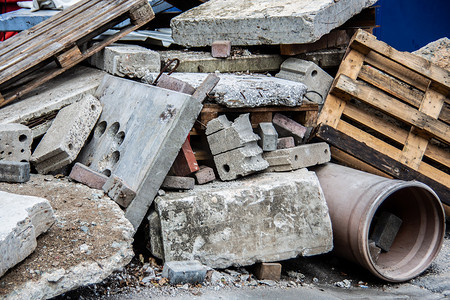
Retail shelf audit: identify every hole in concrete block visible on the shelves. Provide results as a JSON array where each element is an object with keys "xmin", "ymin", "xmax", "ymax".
[
  {"xmin": 8, "ymin": 152, "xmax": 12, "ymax": 155},
  {"xmin": 21, "ymin": 149, "xmax": 25, "ymax": 153},
  {"xmin": 95, "ymin": 121, "xmax": 107, "ymax": 138},
  {"xmin": 115, "ymin": 131, "xmax": 125, "ymax": 145},
  {"xmin": 91, "ymin": 104, "xmax": 96, "ymax": 111},
  {"xmin": 311, "ymin": 70, "xmax": 318, "ymax": 77},
  {"xmin": 111, "ymin": 151, "xmax": 120, "ymax": 164},
  {"xmin": 294, "ymin": 155, "xmax": 299, "ymax": 161},
  {"xmin": 223, "ymin": 164, "xmax": 230, "ymax": 173},
  {"xmin": 19, "ymin": 134, "xmax": 28, "ymax": 142},
  {"xmin": 108, "ymin": 122, "xmax": 120, "ymax": 136},
  {"xmin": 324, "ymin": 148, "xmax": 328, "ymax": 154},
  {"xmin": 103, "ymin": 169, "xmax": 112, "ymax": 177},
  {"xmin": 68, "ymin": 144, "xmax": 73, "ymax": 150}
]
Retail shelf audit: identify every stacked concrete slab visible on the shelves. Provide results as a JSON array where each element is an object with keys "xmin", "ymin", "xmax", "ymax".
[
  {"xmin": 31, "ymin": 95, "xmax": 102, "ymax": 174},
  {"xmin": 0, "ymin": 191, "xmax": 55, "ymax": 277},
  {"xmin": 171, "ymin": 0, "xmax": 378, "ymax": 47},
  {"xmin": 148, "ymin": 169, "xmax": 333, "ymax": 268},
  {"xmin": 206, "ymin": 114, "xmax": 268, "ymax": 180},
  {"xmin": 77, "ymin": 75, "xmax": 203, "ymax": 230}
]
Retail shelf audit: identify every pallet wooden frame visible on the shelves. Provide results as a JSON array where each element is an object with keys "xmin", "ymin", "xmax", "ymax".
[
  {"xmin": 0, "ymin": 0, "xmax": 154, "ymax": 108},
  {"xmin": 316, "ymin": 29, "xmax": 450, "ymax": 205}
]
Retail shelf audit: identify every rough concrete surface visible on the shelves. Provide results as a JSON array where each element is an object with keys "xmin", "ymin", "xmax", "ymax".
[
  {"xmin": 171, "ymin": 0, "xmax": 378, "ymax": 47},
  {"xmin": 0, "ymin": 175, "xmax": 134, "ymax": 300},
  {"xmin": 149, "ymin": 169, "xmax": 333, "ymax": 268},
  {"xmin": 413, "ymin": 37, "xmax": 450, "ymax": 70},
  {"xmin": 0, "ymin": 191, "xmax": 55, "ymax": 277},
  {"xmin": 0, "ymin": 161, "xmax": 30, "ymax": 183},
  {"xmin": 0, "ymin": 123, "xmax": 32, "ymax": 162},
  {"xmin": 156, "ymin": 73, "xmax": 307, "ymax": 108},
  {"xmin": 158, "ymin": 50, "xmax": 283, "ymax": 73},
  {"xmin": 0, "ymin": 66, "xmax": 105, "ymax": 138}
]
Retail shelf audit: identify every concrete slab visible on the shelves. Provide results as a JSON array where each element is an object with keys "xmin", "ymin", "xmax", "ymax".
[
  {"xmin": 0, "ymin": 191, "xmax": 55, "ymax": 277},
  {"xmin": 0, "ymin": 66, "xmax": 105, "ymax": 138},
  {"xmin": 148, "ymin": 169, "xmax": 333, "ymax": 268},
  {"xmin": 154, "ymin": 73, "xmax": 307, "ymax": 108},
  {"xmin": 77, "ymin": 75, "xmax": 203, "ymax": 230},
  {"xmin": 0, "ymin": 123, "xmax": 32, "ymax": 162},
  {"xmin": 158, "ymin": 50, "xmax": 283, "ymax": 73},
  {"xmin": 31, "ymin": 95, "xmax": 102, "ymax": 174},
  {"xmin": 413, "ymin": 38, "xmax": 450, "ymax": 71},
  {"xmin": 171, "ymin": 0, "xmax": 378, "ymax": 47}
]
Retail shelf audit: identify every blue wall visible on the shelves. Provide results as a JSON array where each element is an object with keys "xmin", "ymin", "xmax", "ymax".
[{"xmin": 374, "ymin": 0, "xmax": 450, "ymax": 52}]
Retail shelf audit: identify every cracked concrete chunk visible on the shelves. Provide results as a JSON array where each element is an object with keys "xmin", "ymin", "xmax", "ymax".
[
  {"xmin": 148, "ymin": 169, "xmax": 333, "ymax": 268},
  {"xmin": 171, "ymin": 0, "xmax": 378, "ymax": 47},
  {"xmin": 0, "ymin": 191, "xmax": 55, "ymax": 278}
]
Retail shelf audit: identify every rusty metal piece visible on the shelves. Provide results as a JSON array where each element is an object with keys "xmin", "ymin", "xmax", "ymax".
[
  {"xmin": 153, "ymin": 58, "xmax": 180, "ymax": 85},
  {"xmin": 314, "ymin": 163, "xmax": 445, "ymax": 282}
]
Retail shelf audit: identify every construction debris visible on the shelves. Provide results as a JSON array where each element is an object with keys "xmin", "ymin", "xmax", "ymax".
[
  {"xmin": 161, "ymin": 260, "xmax": 208, "ymax": 285},
  {"xmin": 0, "ymin": 123, "xmax": 32, "ymax": 161},
  {"xmin": 0, "ymin": 161, "xmax": 30, "ymax": 183}
]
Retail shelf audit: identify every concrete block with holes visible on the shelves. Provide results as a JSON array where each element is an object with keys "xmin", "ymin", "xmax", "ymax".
[
  {"xmin": 263, "ymin": 142, "xmax": 330, "ymax": 172},
  {"xmin": 0, "ymin": 123, "xmax": 32, "ymax": 162},
  {"xmin": 30, "ymin": 95, "xmax": 102, "ymax": 174},
  {"xmin": 275, "ymin": 58, "xmax": 333, "ymax": 105},
  {"xmin": 77, "ymin": 75, "xmax": 203, "ymax": 230},
  {"xmin": 206, "ymin": 114, "xmax": 268, "ymax": 181}
]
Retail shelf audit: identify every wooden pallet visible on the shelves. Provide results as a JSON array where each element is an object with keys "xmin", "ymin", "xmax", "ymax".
[
  {"xmin": 0, "ymin": 0, "xmax": 154, "ymax": 108},
  {"xmin": 315, "ymin": 29, "xmax": 450, "ymax": 205}
]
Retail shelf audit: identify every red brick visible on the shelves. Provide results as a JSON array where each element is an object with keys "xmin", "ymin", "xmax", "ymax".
[
  {"xmin": 277, "ymin": 137, "xmax": 295, "ymax": 149},
  {"xmin": 272, "ymin": 113, "xmax": 307, "ymax": 144},
  {"xmin": 194, "ymin": 165, "xmax": 216, "ymax": 184},
  {"xmin": 254, "ymin": 262, "xmax": 281, "ymax": 281},
  {"xmin": 69, "ymin": 162, "xmax": 107, "ymax": 190},
  {"xmin": 161, "ymin": 176, "xmax": 195, "ymax": 190},
  {"xmin": 172, "ymin": 137, "xmax": 200, "ymax": 176},
  {"xmin": 211, "ymin": 40, "xmax": 231, "ymax": 58},
  {"xmin": 156, "ymin": 74, "xmax": 195, "ymax": 95}
]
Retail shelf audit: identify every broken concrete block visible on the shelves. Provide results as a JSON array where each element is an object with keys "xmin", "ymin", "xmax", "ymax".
[
  {"xmin": 102, "ymin": 175, "xmax": 137, "ymax": 208},
  {"xmin": 263, "ymin": 142, "xmax": 331, "ymax": 172},
  {"xmin": 211, "ymin": 40, "xmax": 231, "ymax": 58},
  {"xmin": 0, "ymin": 66, "xmax": 104, "ymax": 139},
  {"xmin": 0, "ymin": 161, "xmax": 30, "ymax": 183},
  {"xmin": 0, "ymin": 123, "xmax": 32, "ymax": 162},
  {"xmin": 158, "ymin": 50, "xmax": 283, "ymax": 73},
  {"xmin": 171, "ymin": 0, "xmax": 377, "ymax": 47},
  {"xmin": 272, "ymin": 113, "xmax": 307, "ymax": 144},
  {"xmin": 206, "ymin": 114, "xmax": 268, "ymax": 181},
  {"xmin": 31, "ymin": 95, "xmax": 102, "ymax": 174},
  {"xmin": 156, "ymin": 74, "xmax": 196, "ymax": 95},
  {"xmin": 77, "ymin": 75, "xmax": 203, "ymax": 230},
  {"xmin": 276, "ymin": 58, "xmax": 333, "ymax": 105},
  {"xmin": 277, "ymin": 137, "xmax": 295, "ymax": 149},
  {"xmin": 69, "ymin": 162, "xmax": 108, "ymax": 190},
  {"xmin": 256, "ymin": 122, "xmax": 278, "ymax": 151},
  {"xmin": 370, "ymin": 212, "xmax": 403, "ymax": 252},
  {"xmin": 89, "ymin": 44, "xmax": 160, "ymax": 79},
  {"xmin": 149, "ymin": 169, "xmax": 333, "ymax": 268},
  {"xmin": 172, "ymin": 138, "xmax": 199, "ymax": 176},
  {"xmin": 254, "ymin": 263, "xmax": 282, "ymax": 281},
  {"xmin": 0, "ymin": 191, "xmax": 55, "ymax": 277},
  {"xmin": 158, "ymin": 73, "xmax": 307, "ymax": 108},
  {"xmin": 194, "ymin": 166, "xmax": 216, "ymax": 185},
  {"xmin": 162, "ymin": 176, "xmax": 195, "ymax": 190},
  {"xmin": 413, "ymin": 37, "xmax": 450, "ymax": 71},
  {"xmin": 162, "ymin": 260, "xmax": 208, "ymax": 285}
]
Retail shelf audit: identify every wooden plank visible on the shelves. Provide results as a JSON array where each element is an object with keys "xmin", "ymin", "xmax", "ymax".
[
  {"xmin": 294, "ymin": 110, "xmax": 318, "ymax": 127},
  {"xmin": 418, "ymin": 162, "xmax": 450, "ymax": 190},
  {"xmin": 251, "ymin": 112, "xmax": 273, "ymax": 127},
  {"xmin": 332, "ymin": 75, "xmax": 450, "ymax": 144},
  {"xmin": 201, "ymin": 102, "xmax": 318, "ymax": 114},
  {"xmin": 425, "ymin": 142, "xmax": 450, "ymax": 169},
  {"xmin": 315, "ymin": 124, "xmax": 450, "ymax": 205},
  {"xmin": 55, "ymin": 45, "xmax": 83, "ymax": 68},
  {"xmin": 350, "ymin": 29, "xmax": 450, "ymax": 92},
  {"xmin": 440, "ymin": 103, "xmax": 450, "ymax": 124}
]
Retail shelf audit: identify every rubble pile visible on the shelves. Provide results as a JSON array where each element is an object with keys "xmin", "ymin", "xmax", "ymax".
[{"xmin": 0, "ymin": 0, "xmax": 448, "ymax": 298}]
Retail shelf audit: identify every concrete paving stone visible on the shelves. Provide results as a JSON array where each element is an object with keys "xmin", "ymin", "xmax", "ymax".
[
  {"xmin": 157, "ymin": 72, "xmax": 307, "ymax": 108},
  {"xmin": 158, "ymin": 50, "xmax": 283, "ymax": 73},
  {"xmin": 211, "ymin": 40, "xmax": 231, "ymax": 58},
  {"xmin": 156, "ymin": 74, "xmax": 195, "ymax": 95},
  {"xmin": 254, "ymin": 262, "xmax": 282, "ymax": 281},
  {"xmin": 0, "ymin": 66, "xmax": 105, "ymax": 139},
  {"xmin": 272, "ymin": 113, "xmax": 307, "ymax": 144},
  {"xmin": 256, "ymin": 122, "xmax": 278, "ymax": 151},
  {"xmin": 162, "ymin": 260, "xmax": 208, "ymax": 285},
  {"xmin": 171, "ymin": 0, "xmax": 377, "ymax": 47},
  {"xmin": 0, "ymin": 161, "xmax": 30, "ymax": 183},
  {"xmin": 77, "ymin": 75, "xmax": 203, "ymax": 230},
  {"xmin": 149, "ymin": 169, "xmax": 333, "ymax": 268},
  {"xmin": 263, "ymin": 142, "xmax": 331, "ymax": 172},
  {"xmin": 277, "ymin": 136, "xmax": 295, "ymax": 149},
  {"xmin": 370, "ymin": 212, "xmax": 403, "ymax": 252},
  {"xmin": 31, "ymin": 95, "xmax": 102, "ymax": 174},
  {"xmin": 0, "ymin": 191, "xmax": 55, "ymax": 277},
  {"xmin": 89, "ymin": 44, "xmax": 160, "ymax": 79},
  {"xmin": 194, "ymin": 166, "xmax": 216, "ymax": 185},
  {"xmin": 69, "ymin": 162, "xmax": 108, "ymax": 190},
  {"xmin": 276, "ymin": 58, "xmax": 333, "ymax": 105},
  {"xmin": 0, "ymin": 123, "xmax": 32, "ymax": 162},
  {"xmin": 161, "ymin": 176, "xmax": 195, "ymax": 190}
]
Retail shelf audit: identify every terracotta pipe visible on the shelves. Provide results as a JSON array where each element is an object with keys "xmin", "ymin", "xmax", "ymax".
[{"xmin": 314, "ymin": 163, "xmax": 445, "ymax": 282}]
